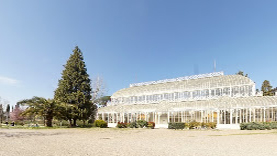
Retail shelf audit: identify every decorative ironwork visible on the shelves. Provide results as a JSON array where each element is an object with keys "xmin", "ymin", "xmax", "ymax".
[{"xmin": 130, "ymin": 71, "xmax": 224, "ymax": 87}]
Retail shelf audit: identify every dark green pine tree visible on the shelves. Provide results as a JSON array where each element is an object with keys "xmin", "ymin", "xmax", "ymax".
[{"xmin": 54, "ymin": 46, "xmax": 93, "ymax": 126}]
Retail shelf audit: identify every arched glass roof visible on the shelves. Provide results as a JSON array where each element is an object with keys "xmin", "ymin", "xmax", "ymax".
[{"xmin": 112, "ymin": 75, "xmax": 255, "ymax": 98}]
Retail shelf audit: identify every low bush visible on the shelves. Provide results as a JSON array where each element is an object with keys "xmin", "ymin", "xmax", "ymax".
[
  {"xmin": 117, "ymin": 122, "xmax": 129, "ymax": 128},
  {"xmin": 137, "ymin": 120, "xmax": 148, "ymax": 128},
  {"xmin": 269, "ymin": 122, "xmax": 277, "ymax": 129},
  {"xmin": 189, "ymin": 121, "xmax": 201, "ymax": 129},
  {"xmin": 204, "ymin": 122, "xmax": 217, "ymax": 129},
  {"xmin": 147, "ymin": 122, "xmax": 155, "ymax": 129},
  {"xmin": 240, "ymin": 122, "xmax": 272, "ymax": 130},
  {"xmin": 129, "ymin": 121, "xmax": 139, "ymax": 128},
  {"xmin": 94, "ymin": 120, "xmax": 108, "ymax": 128},
  {"xmin": 117, "ymin": 121, "xmax": 154, "ymax": 129},
  {"xmin": 168, "ymin": 122, "xmax": 186, "ymax": 129}
]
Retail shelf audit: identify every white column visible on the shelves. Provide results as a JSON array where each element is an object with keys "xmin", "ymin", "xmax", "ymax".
[
  {"xmin": 123, "ymin": 113, "xmax": 125, "ymax": 123},
  {"xmin": 158, "ymin": 113, "xmax": 160, "ymax": 124},
  {"xmin": 144, "ymin": 112, "xmax": 146, "ymax": 121},
  {"xmin": 112, "ymin": 113, "xmax": 115, "ymax": 123},
  {"xmin": 102, "ymin": 113, "xmax": 104, "ymax": 121}
]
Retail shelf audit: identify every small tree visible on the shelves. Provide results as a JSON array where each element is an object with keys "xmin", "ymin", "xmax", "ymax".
[
  {"xmin": 236, "ymin": 71, "xmax": 248, "ymax": 77},
  {"xmin": 261, "ymin": 80, "xmax": 273, "ymax": 96},
  {"xmin": 6, "ymin": 104, "xmax": 10, "ymax": 122},
  {"xmin": 10, "ymin": 105, "xmax": 24, "ymax": 123},
  {"xmin": 96, "ymin": 96, "xmax": 111, "ymax": 107},
  {"xmin": 18, "ymin": 97, "xmax": 59, "ymax": 127},
  {"xmin": 0, "ymin": 104, "xmax": 4, "ymax": 123}
]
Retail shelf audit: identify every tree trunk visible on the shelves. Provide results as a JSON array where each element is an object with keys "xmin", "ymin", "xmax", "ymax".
[
  {"xmin": 69, "ymin": 119, "xmax": 72, "ymax": 127},
  {"xmin": 46, "ymin": 117, "xmax": 53, "ymax": 127},
  {"xmin": 73, "ymin": 119, "xmax": 77, "ymax": 127},
  {"xmin": 43, "ymin": 117, "xmax": 46, "ymax": 126}
]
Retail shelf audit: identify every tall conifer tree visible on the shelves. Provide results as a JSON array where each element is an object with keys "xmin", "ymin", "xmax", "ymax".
[
  {"xmin": 261, "ymin": 80, "xmax": 273, "ymax": 96},
  {"xmin": 54, "ymin": 46, "xmax": 93, "ymax": 126}
]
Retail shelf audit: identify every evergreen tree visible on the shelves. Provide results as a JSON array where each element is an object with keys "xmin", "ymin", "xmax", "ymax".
[
  {"xmin": 6, "ymin": 104, "xmax": 10, "ymax": 121},
  {"xmin": 261, "ymin": 80, "xmax": 273, "ymax": 96},
  {"xmin": 54, "ymin": 46, "xmax": 94, "ymax": 126}
]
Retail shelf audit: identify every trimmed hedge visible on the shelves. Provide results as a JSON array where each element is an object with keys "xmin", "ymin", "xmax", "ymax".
[
  {"xmin": 94, "ymin": 120, "xmax": 108, "ymax": 128},
  {"xmin": 168, "ymin": 122, "xmax": 186, "ymax": 129},
  {"xmin": 240, "ymin": 122, "xmax": 277, "ymax": 130},
  {"xmin": 117, "ymin": 120, "xmax": 154, "ymax": 129},
  {"xmin": 167, "ymin": 121, "xmax": 217, "ymax": 130}
]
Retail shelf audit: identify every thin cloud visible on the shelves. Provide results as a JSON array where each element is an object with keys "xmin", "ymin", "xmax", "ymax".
[{"xmin": 0, "ymin": 76, "xmax": 19, "ymax": 85}]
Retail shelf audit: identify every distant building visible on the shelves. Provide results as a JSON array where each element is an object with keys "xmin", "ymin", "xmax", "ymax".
[{"xmin": 98, "ymin": 72, "xmax": 277, "ymax": 129}]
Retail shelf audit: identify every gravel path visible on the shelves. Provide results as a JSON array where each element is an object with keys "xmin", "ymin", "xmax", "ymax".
[{"xmin": 0, "ymin": 128, "xmax": 277, "ymax": 156}]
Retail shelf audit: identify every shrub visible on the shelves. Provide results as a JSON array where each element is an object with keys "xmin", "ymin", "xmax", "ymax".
[
  {"xmin": 137, "ymin": 120, "xmax": 148, "ymax": 128},
  {"xmin": 129, "ymin": 121, "xmax": 139, "ymax": 128},
  {"xmin": 117, "ymin": 122, "xmax": 129, "ymax": 128},
  {"xmin": 147, "ymin": 122, "xmax": 155, "ymax": 129},
  {"xmin": 189, "ymin": 121, "xmax": 201, "ymax": 129},
  {"xmin": 206, "ymin": 122, "xmax": 217, "ymax": 129},
  {"xmin": 94, "ymin": 120, "xmax": 108, "ymax": 128},
  {"xmin": 168, "ymin": 122, "xmax": 186, "ymax": 129},
  {"xmin": 269, "ymin": 122, "xmax": 277, "ymax": 129},
  {"xmin": 240, "ymin": 122, "xmax": 272, "ymax": 130}
]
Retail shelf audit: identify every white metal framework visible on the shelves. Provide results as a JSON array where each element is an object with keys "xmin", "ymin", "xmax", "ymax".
[{"xmin": 98, "ymin": 72, "xmax": 277, "ymax": 128}]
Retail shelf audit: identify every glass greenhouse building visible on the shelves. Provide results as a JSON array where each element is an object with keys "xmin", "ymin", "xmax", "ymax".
[{"xmin": 97, "ymin": 72, "xmax": 277, "ymax": 129}]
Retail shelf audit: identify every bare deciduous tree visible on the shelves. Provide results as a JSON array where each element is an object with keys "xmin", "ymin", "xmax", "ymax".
[{"xmin": 91, "ymin": 76, "xmax": 107, "ymax": 103}]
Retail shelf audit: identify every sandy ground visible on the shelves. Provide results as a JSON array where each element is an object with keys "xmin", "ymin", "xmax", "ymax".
[{"xmin": 1, "ymin": 128, "xmax": 277, "ymax": 156}]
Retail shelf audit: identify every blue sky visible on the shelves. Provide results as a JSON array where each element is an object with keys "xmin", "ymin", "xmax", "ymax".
[{"xmin": 1, "ymin": 1, "xmax": 277, "ymax": 106}]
